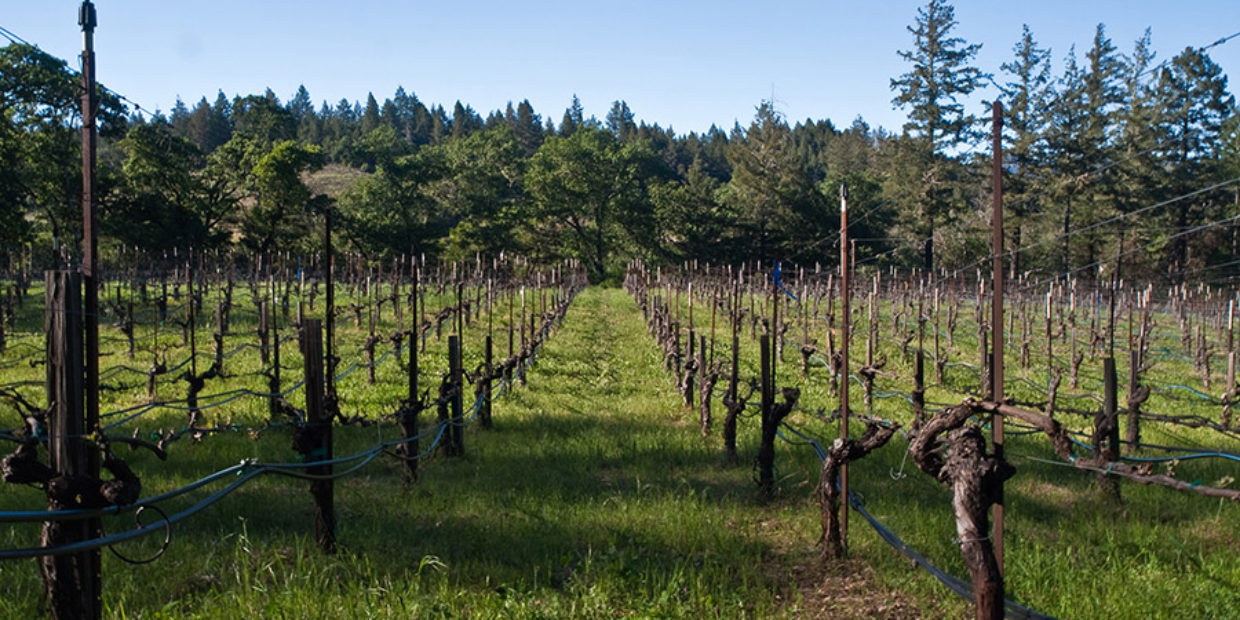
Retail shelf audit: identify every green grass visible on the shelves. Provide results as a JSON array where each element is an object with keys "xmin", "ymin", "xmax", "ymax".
[
  {"xmin": 652, "ymin": 281, "xmax": 1240, "ymax": 618},
  {"xmin": 2, "ymin": 281, "xmax": 1239, "ymax": 617},
  {"xmin": 1, "ymin": 286, "xmax": 819, "ymax": 618}
]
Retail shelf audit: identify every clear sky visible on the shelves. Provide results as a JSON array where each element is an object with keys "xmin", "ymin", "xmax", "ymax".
[{"xmin": 6, "ymin": 1, "xmax": 1240, "ymax": 136}]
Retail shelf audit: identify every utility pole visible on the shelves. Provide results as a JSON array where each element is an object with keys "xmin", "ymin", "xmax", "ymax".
[
  {"xmin": 78, "ymin": 3, "xmax": 103, "ymax": 617},
  {"xmin": 80, "ymin": 0, "xmax": 99, "ymax": 460}
]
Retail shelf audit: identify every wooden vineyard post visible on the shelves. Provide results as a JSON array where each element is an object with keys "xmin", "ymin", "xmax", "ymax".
[
  {"xmin": 78, "ymin": 13, "xmax": 103, "ymax": 618},
  {"xmin": 482, "ymin": 335, "xmax": 494, "ymax": 430},
  {"xmin": 366, "ymin": 296, "xmax": 377, "ymax": 385},
  {"xmin": 757, "ymin": 334, "xmax": 774, "ymax": 497},
  {"xmin": 724, "ymin": 334, "xmax": 740, "ymax": 466},
  {"xmin": 269, "ymin": 297, "xmax": 281, "ymax": 421},
  {"xmin": 324, "ymin": 209, "xmax": 338, "ymax": 421},
  {"xmin": 258, "ymin": 300, "xmax": 270, "ymax": 366},
  {"xmin": 449, "ymin": 334, "xmax": 464, "ymax": 456},
  {"xmin": 1099, "ymin": 357, "xmax": 1121, "ymax": 499},
  {"xmin": 301, "ymin": 319, "xmax": 335, "ymax": 553},
  {"xmin": 213, "ymin": 301, "xmax": 225, "ymax": 372},
  {"xmin": 914, "ymin": 334, "xmax": 926, "ymax": 427},
  {"xmin": 529, "ymin": 309, "xmax": 537, "ymax": 358},
  {"xmin": 43, "ymin": 270, "xmax": 101, "ymax": 619},
  {"xmin": 684, "ymin": 326, "xmax": 695, "ymax": 408},
  {"xmin": 122, "ymin": 300, "xmax": 135, "ymax": 360},
  {"xmin": 400, "ymin": 260, "xmax": 421, "ymax": 481},
  {"xmin": 0, "ymin": 287, "xmax": 6, "ymax": 353},
  {"xmin": 698, "ymin": 334, "xmax": 711, "ymax": 436},
  {"xmin": 672, "ymin": 320, "xmax": 682, "ymax": 378},
  {"xmin": 456, "ymin": 282, "xmax": 465, "ymax": 344}
]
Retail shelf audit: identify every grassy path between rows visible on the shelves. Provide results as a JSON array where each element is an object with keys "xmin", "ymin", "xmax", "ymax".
[
  {"xmin": 2, "ymin": 287, "xmax": 917, "ymax": 618},
  {"xmin": 7, "ymin": 285, "xmax": 1240, "ymax": 617}
]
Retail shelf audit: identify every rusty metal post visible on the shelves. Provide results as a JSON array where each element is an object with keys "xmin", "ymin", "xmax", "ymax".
[
  {"xmin": 989, "ymin": 101, "xmax": 1006, "ymax": 576},
  {"xmin": 839, "ymin": 183, "xmax": 851, "ymax": 552},
  {"xmin": 1226, "ymin": 298, "xmax": 1236, "ymax": 427}
]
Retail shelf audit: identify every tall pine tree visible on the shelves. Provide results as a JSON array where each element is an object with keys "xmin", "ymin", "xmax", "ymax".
[
  {"xmin": 889, "ymin": 0, "xmax": 986, "ymax": 270},
  {"xmin": 1156, "ymin": 46, "xmax": 1235, "ymax": 276},
  {"xmin": 999, "ymin": 25, "xmax": 1052, "ymax": 276}
]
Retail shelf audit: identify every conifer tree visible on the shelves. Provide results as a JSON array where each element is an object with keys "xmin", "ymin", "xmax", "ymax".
[
  {"xmin": 889, "ymin": 0, "xmax": 986, "ymax": 270},
  {"xmin": 360, "ymin": 92, "xmax": 381, "ymax": 135},
  {"xmin": 606, "ymin": 100, "xmax": 637, "ymax": 142},
  {"xmin": 513, "ymin": 99, "xmax": 544, "ymax": 156},
  {"xmin": 1112, "ymin": 30, "xmax": 1162, "ymax": 277},
  {"xmin": 721, "ymin": 101, "xmax": 823, "ymax": 261},
  {"xmin": 1156, "ymin": 46, "xmax": 1236, "ymax": 275},
  {"xmin": 287, "ymin": 85, "xmax": 314, "ymax": 124},
  {"xmin": 999, "ymin": 25, "xmax": 1052, "ymax": 275},
  {"xmin": 560, "ymin": 94, "xmax": 585, "ymax": 136}
]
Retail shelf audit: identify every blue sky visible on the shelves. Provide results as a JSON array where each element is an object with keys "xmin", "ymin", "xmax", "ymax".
[{"xmin": 7, "ymin": 1, "xmax": 1240, "ymax": 136}]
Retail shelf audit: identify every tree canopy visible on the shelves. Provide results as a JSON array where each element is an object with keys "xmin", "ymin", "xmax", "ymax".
[{"xmin": 2, "ymin": 2, "xmax": 1237, "ymax": 286}]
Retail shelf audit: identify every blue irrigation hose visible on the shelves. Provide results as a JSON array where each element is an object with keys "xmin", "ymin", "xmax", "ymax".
[
  {"xmin": 1, "ymin": 302, "xmax": 547, "ymax": 555},
  {"xmin": 2, "ymin": 382, "xmax": 492, "ymax": 526},
  {"xmin": 1152, "ymin": 384, "xmax": 1218, "ymax": 402},
  {"xmin": 1066, "ymin": 436, "xmax": 1240, "ymax": 463}
]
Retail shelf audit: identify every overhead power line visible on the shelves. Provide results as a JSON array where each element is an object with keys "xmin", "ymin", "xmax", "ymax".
[{"xmin": 0, "ymin": 23, "xmax": 152, "ymax": 118}]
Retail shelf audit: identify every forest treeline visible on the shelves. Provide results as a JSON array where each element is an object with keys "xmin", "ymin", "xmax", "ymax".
[{"xmin": 2, "ymin": 0, "xmax": 1238, "ymax": 284}]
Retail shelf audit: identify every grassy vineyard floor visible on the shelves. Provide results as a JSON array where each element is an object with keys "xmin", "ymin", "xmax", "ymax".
[
  {"xmin": 1, "ymin": 287, "xmax": 911, "ymax": 618},
  {"xmin": 4, "ymin": 285, "xmax": 1240, "ymax": 617}
]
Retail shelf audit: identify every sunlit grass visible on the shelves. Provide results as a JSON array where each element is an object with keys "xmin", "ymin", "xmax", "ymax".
[{"xmin": 1, "ymin": 280, "xmax": 1238, "ymax": 617}]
